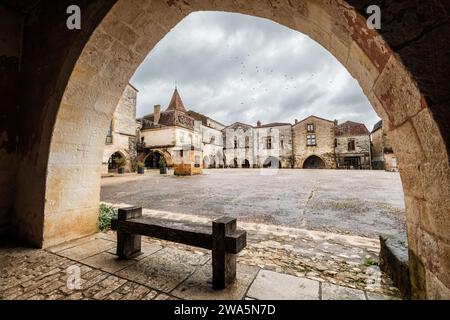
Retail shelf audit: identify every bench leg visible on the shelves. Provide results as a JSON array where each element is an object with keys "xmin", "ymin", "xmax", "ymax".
[
  {"xmin": 212, "ymin": 217, "xmax": 237, "ymax": 289},
  {"xmin": 116, "ymin": 207, "xmax": 143, "ymax": 259},
  {"xmin": 117, "ymin": 232, "xmax": 142, "ymax": 259}
]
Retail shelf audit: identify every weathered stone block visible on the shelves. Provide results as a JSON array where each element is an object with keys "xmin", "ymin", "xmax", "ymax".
[{"xmin": 379, "ymin": 234, "xmax": 411, "ymax": 299}]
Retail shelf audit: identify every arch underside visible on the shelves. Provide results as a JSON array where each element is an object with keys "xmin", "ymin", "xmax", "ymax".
[
  {"xmin": 14, "ymin": 0, "xmax": 448, "ymax": 298},
  {"xmin": 303, "ymin": 155, "xmax": 326, "ymax": 169}
]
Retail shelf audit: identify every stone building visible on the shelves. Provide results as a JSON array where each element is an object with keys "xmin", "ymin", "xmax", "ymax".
[
  {"xmin": 102, "ymin": 84, "xmax": 139, "ymax": 174},
  {"xmin": 334, "ymin": 121, "xmax": 371, "ymax": 169},
  {"xmin": 138, "ymin": 88, "xmax": 202, "ymax": 175},
  {"xmin": 187, "ymin": 110, "xmax": 226, "ymax": 168},
  {"xmin": 223, "ymin": 122, "xmax": 255, "ymax": 168},
  {"xmin": 254, "ymin": 122, "xmax": 293, "ymax": 168},
  {"xmin": 221, "ymin": 121, "xmax": 292, "ymax": 168},
  {"xmin": 106, "ymin": 87, "xmax": 376, "ymax": 173},
  {"xmin": 371, "ymin": 120, "xmax": 398, "ymax": 172},
  {"xmin": 292, "ymin": 116, "xmax": 336, "ymax": 169}
]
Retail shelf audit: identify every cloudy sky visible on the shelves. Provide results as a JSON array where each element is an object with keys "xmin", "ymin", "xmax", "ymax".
[{"xmin": 130, "ymin": 11, "xmax": 380, "ymax": 131}]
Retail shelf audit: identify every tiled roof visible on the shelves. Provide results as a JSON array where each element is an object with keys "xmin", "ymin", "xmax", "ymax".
[
  {"xmin": 257, "ymin": 122, "xmax": 291, "ymax": 128},
  {"xmin": 293, "ymin": 115, "xmax": 335, "ymax": 126},
  {"xmin": 166, "ymin": 88, "xmax": 186, "ymax": 112},
  {"xmin": 335, "ymin": 121, "xmax": 370, "ymax": 136},
  {"xmin": 372, "ymin": 120, "xmax": 383, "ymax": 133}
]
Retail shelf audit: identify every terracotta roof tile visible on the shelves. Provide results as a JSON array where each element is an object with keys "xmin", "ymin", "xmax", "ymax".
[
  {"xmin": 167, "ymin": 88, "xmax": 186, "ymax": 112},
  {"xmin": 335, "ymin": 121, "xmax": 370, "ymax": 136}
]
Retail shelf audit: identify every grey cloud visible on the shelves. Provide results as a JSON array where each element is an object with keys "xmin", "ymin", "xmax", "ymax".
[{"xmin": 131, "ymin": 11, "xmax": 380, "ymax": 131}]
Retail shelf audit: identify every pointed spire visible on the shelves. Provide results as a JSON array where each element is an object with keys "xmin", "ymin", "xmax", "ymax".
[{"xmin": 166, "ymin": 87, "xmax": 186, "ymax": 112}]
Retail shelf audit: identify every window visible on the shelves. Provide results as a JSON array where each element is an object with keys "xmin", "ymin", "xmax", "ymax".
[
  {"xmin": 180, "ymin": 149, "xmax": 184, "ymax": 158},
  {"xmin": 348, "ymin": 139, "xmax": 355, "ymax": 151},
  {"xmin": 281, "ymin": 140, "xmax": 284, "ymax": 149},
  {"xmin": 266, "ymin": 136, "xmax": 273, "ymax": 149},
  {"xmin": 334, "ymin": 138, "xmax": 338, "ymax": 148},
  {"xmin": 307, "ymin": 134, "xmax": 316, "ymax": 146},
  {"xmin": 234, "ymin": 138, "xmax": 238, "ymax": 149},
  {"xmin": 307, "ymin": 123, "xmax": 315, "ymax": 132},
  {"xmin": 195, "ymin": 156, "xmax": 200, "ymax": 168},
  {"xmin": 210, "ymin": 136, "xmax": 216, "ymax": 144},
  {"xmin": 245, "ymin": 136, "xmax": 250, "ymax": 148}
]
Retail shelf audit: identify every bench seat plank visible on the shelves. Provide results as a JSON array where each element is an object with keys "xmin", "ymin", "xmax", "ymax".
[
  {"xmin": 112, "ymin": 216, "xmax": 247, "ymax": 254},
  {"xmin": 119, "ymin": 217, "xmax": 213, "ymax": 250}
]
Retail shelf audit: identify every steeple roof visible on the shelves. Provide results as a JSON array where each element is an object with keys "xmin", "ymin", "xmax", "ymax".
[{"xmin": 166, "ymin": 88, "xmax": 186, "ymax": 112}]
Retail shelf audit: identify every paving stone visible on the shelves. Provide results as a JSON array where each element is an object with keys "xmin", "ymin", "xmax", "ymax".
[
  {"xmin": 366, "ymin": 292, "xmax": 401, "ymax": 300},
  {"xmin": 247, "ymin": 270, "xmax": 320, "ymax": 300},
  {"xmin": 154, "ymin": 293, "xmax": 179, "ymax": 300},
  {"xmin": 115, "ymin": 247, "xmax": 209, "ymax": 293},
  {"xmin": 58, "ymin": 239, "xmax": 116, "ymax": 261},
  {"xmin": 84, "ymin": 275, "xmax": 127, "ymax": 300},
  {"xmin": 81, "ymin": 252, "xmax": 138, "ymax": 273},
  {"xmin": 107, "ymin": 241, "xmax": 162, "ymax": 260},
  {"xmin": 171, "ymin": 263, "xmax": 259, "ymax": 300},
  {"xmin": 321, "ymin": 283, "xmax": 366, "ymax": 300},
  {"xmin": 46, "ymin": 235, "xmax": 101, "ymax": 253}
]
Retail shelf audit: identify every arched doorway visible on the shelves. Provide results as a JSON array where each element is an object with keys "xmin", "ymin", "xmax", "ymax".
[
  {"xmin": 108, "ymin": 152, "xmax": 126, "ymax": 173},
  {"xmin": 144, "ymin": 151, "xmax": 165, "ymax": 169},
  {"xmin": 233, "ymin": 158, "xmax": 238, "ymax": 168},
  {"xmin": 263, "ymin": 157, "xmax": 281, "ymax": 169},
  {"xmin": 242, "ymin": 159, "xmax": 250, "ymax": 168},
  {"xmin": 303, "ymin": 156, "xmax": 326, "ymax": 169},
  {"xmin": 16, "ymin": 0, "xmax": 450, "ymax": 298}
]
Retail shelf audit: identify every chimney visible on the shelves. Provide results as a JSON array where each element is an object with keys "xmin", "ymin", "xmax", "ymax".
[
  {"xmin": 257, "ymin": 120, "xmax": 262, "ymax": 127},
  {"xmin": 334, "ymin": 119, "xmax": 338, "ymax": 126},
  {"xmin": 295, "ymin": 119, "xmax": 298, "ymax": 124},
  {"xmin": 154, "ymin": 105, "xmax": 161, "ymax": 124}
]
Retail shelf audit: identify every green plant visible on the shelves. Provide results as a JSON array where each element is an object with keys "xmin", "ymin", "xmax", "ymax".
[
  {"xmin": 98, "ymin": 203, "xmax": 118, "ymax": 231},
  {"xmin": 158, "ymin": 157, "xmax": 166, "ymax": 168},
  {"xmin": 363, "ymin": 257, "xmax": 379, "ymax": 267},
  {"xmin": 114, "ymin": 157, "xmax": 126, "ymax": 168},
  {"xmin": 137, "ymin": 161, "xmax": 145, "ymax": 168}
]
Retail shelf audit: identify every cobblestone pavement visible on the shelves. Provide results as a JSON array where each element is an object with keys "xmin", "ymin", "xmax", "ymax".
[
  {"xmin": 1, "ymin": 207, "xmax": 401, "ymax": 300},
  {"xmin": 101, "ymin": 169, "xmax": 406, "ymax": 238}
]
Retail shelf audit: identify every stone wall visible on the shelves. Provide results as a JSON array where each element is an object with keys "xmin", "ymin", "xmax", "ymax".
[
  {"xmin": 102, "ymin": 84, "xmax": 138, "ymax": 173},
  {"xmin": 202, "ymin": 126, "xmax": 224, "ymax": 168},
  {"xmin": 0, "ymin": 6, "xmax": 21, "ymax": 232},
  {"xmin": 254, "ymin": 125, "xmax": 293, "ymax": 168},
  {"xmin": 292, "ymin": 117, "xmax": 336, "ymax": 169},
  {"xmin": 335, "ymin": 135, "xmax": 371, "ymax": 169},
  {"xmin": 371, "ymin": 126, "xmax": 398, "ymax": 171},
  {"xmin": 2, "ymin": 0, "xmax": 449, "ymax": 298},
  {"xmin": 371, "ymin": 128, "xmax": 384, "ymax": 163},
  {"xmin": 223, "ymin": 126, "xmax": 254, "ymax": 167}
]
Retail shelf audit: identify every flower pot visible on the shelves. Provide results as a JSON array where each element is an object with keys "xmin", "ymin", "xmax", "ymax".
[
  {"xmin": 160, "ymin": 167, "xmax": 168, "ymax": 174},
  {"xmin": 118, "ymin": 167, "xmax": 125, "ymax": 174},
  {"xmin": 138, "ymin": 167, "xmax": 145, "ymax": 174}
]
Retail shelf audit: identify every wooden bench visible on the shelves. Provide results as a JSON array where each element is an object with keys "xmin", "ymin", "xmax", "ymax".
[{"xmin": 111, "ymin": 207, "xmax": 247, "ymax": 289}]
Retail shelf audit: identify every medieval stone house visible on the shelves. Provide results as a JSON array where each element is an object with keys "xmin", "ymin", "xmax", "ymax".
[
  {"xmin": 334, "ymin": 121, "xmax": 371, "ymax": 170},
  {"xmin": 138, "ymin": 88, "xmax": 203, "ymax": 175},
  {"xmin": 102, "ymin": 83, "xmax": 139, "ymax": 174},
  {"xmin": 104, "ymin": 87, "xmax": 377, "ymax": 174},
  {"xmin": 371, "ymin": 120, "xmax": 398, "ymax": 172},
  {"xmin": 292, "ymin": 116, "xmax": 336, "ymax": 169}
]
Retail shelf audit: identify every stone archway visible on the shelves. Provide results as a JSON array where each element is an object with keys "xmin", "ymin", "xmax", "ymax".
[
  {"xmin": 12, "ymin": 0, "xmax": 450, "ymax": 298},
  {"xmin": 142, "ymin": 149, "xmax": 173, "ymax": 168},
  {"xmin": 303, "ymin": 155, "xmax": 326, "ymax": 169},
  {"xmin": 107, "ymin": 150, "xmax": 128, "ymax": 172},
  {"xmin": 263, "ymin": 156, "xmax": 282, "ymax": 169}
]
